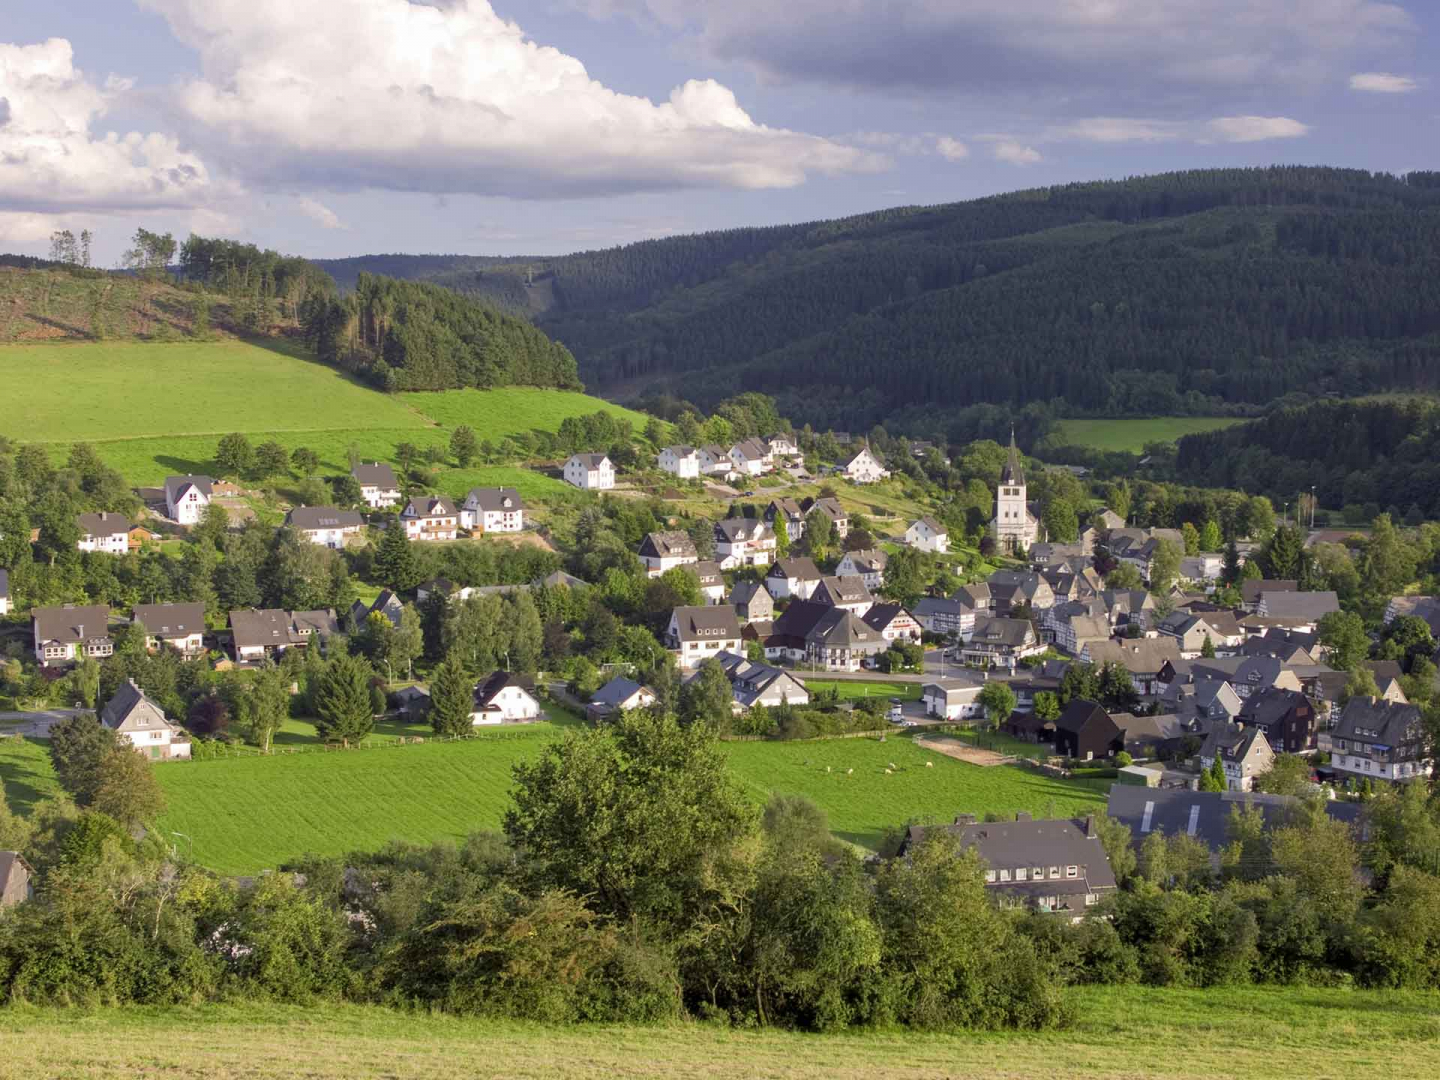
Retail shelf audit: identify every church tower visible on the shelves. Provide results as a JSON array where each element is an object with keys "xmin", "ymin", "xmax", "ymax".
[{"xmin": 994, "ymin": 428, "xmax": 1035, "ymax": 553}]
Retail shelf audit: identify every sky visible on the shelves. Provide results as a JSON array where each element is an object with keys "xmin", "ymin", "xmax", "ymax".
[{"xmin": 1, "ymin": 0, "xmax": 1433, "ymax": 264}]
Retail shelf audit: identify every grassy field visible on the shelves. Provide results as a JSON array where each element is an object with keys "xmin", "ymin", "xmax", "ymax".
[
  {"xmin": 0, "ymin": 340, "xmax": 653, "ymax": 492},
  {"xmin": 1052, "ymin": 417, "xmax": 1245, "ymax": 453},
  {"xmin": 724, "ymin": 735, "xmax": 1108, "ymax": 849},
  {"xmin": 0, "ymin": 736, "xmax": 57, "ymax": 815},
  {"xmin": 1, "ymin": 985, "xmax": 1434, "ymax": 1079},
  {"xmin": 806, "ymin": 679, "xmax": 923, "ymax": 701}
]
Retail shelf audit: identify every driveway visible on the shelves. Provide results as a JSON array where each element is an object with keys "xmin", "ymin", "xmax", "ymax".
[{"xmin": 0, "ymin": 708, "xmax": 88, "ymax": 738}]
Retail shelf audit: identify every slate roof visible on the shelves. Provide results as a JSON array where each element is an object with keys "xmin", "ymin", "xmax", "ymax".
[
  {"xmin": 907, "ymin": 815, "xmax": 1118, "ymax": 902},
  {"xmin": 569, "ymin": 453, "xmax": 612, "ymax": 468},
  {"xmin": 100, "ymin": 679, "xmax": 174, "ymax": 734},
  {"xmin": 913, "ymin": 597, "xmax": 966, "ymax": 620},
  {"xmin": 1242, "ymin": 578, "xmax": 1297, "ymax": 605},
  {"xmin": 1200, "ymin": 721, "xmax": 1270, "ymax": 764},
  {"xmin": 286, "ymin": 505, "xmax": 364, "ymax": 531},
  {"xmin": 690, "ymin": 560, "xmax": 724, "ymax": 588},
  {"xmin": 813, "ymin": 575, "xmax": 873, "ymax": 607},
  {"xmin": 401, "ymin": 495, "xmax": 458, "ymax": 519},
  {"xmin": 164, "ymin": 475, "xmax": 214, "ymax": 502},
  {"xmin": 132, "ymin": 602, "xmax": 206, "ymax": 638},
  {"xmin": 671, "ymin": 605, "xmax": 742, "ymax": 643},
  {"xmin": 1000, "ymin": 431, "xmax": 1025, "ymax": 486},
  {"xmin": 840, "ymin": 549, "xmax": 888, "ymax": 573},
  {"xmin": 351, "ymin": 462, "xmax": 398, "ymax": 488},
  {"xmin": 1106, "ymin": 785, "xmax": 1361, "ymax": 858},
  {"xmin": 968, "ymin": 616, "xmax": 1037, "ymax": 648},
  {"xmin": 803, "ymin": 496, "xmax": 846, "ymax": 521},
  {"xmin": 33, "ymin": 604, "xmax": 111, "ymax": 646},
  {"xmin": 229, "ymin": 608, "xmax": 338, "ymax": 650},
  {"xmin": 639, "ymin": 531, "xmax": 698, "ymax": 561},
  {"xmin": 75, "ymin": 511, "xmax": 129, "ymax": 537},
  {"xmin": 1054, "ymin": 699, "xmax": 1115, "ymax": 737},
  {"xmin": 862, "ymin": 603, "xmax": 914, "ymax": 633},
  {"xmin": 1334, "ymin": 696, "xmax": 1425, "ymax": 749},
  {"xmin": 1259, "ymin": 591, "xmax": 1339, "ymax": 621},
  {"xmin": 768, "ymin": 556, "xmax": 822, "ymax": 582},
  {"xmin": 1086, "ymin": 637, "xmax": 1179, "ymax": 674},
  {"xmin": 730, "ymin": 580, "xmax": 770, "ymax": 608},
  {"xmin": 474, "ymin": 670, "xmax": 536, "ymax": 708},
  {"xmin": 590, "ymin": 676, "xmax": 651, "ymax": 709},
  {"xmin": 464, "ymin": 487, "xmax": 525, "ymax": 512},
  {"xmin": 912, "ymin": 515, "xmax": 945, "ymax": 534},
  {"xmin": 714, "ymin": 518, "xmax": 773, "ymax": 543}
]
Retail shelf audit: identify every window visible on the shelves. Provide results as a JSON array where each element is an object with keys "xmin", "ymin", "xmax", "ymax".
[
  {"xmin": 1015, "ymin": 867, "xmax": 1028, "ymax": 881},
  {"xmin": 1066, "ymin": 866, "xmax": 1078, "ymax": 878},
  {"xmin": 1033, "ymin": 866, "xmax": 1044, "ymax": 879},
  {"xmin": 998, "ymin": 869, "xmax": 1011, "ymax": 882},
  {"xmin": 1085, "ymin": 893, "xmax": 1098, "ymax": 906},
  {"xmin": 1048, "ymin": 866, "xmax": 1060, "ymax": 879}
]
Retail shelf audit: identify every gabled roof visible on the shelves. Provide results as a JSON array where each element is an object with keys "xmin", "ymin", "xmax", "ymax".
[
  {"xmin": 75, "ymin": 511, "xmax": 129, "ymax": 537},
  {"xmin": 842, "ymin": 445, "xmax": 883, "ymax": 469},
  {"xmin": 1106, "ymin": 786, "xmax": 1360, "ymax": 858},
  {"xmin": 465, "ymin": 487, "xmax": 525, "ymax": 512},
  {"xmin": 914, "ymin": 815, "xmax": 1117, "ymax": 896},
  {"xmin": 401, "ymin": 495, "xmax": 458, "ymax": 519},
  {"xmin": 969, "ymin": 616, "xmax": 1036, "ymax": 648},
  {"xmin": 132, "ymin": 602, "xmax": 206, "ymax": 638},
  {"xmin": 1334, "ymin": 696, "xmax": 1424, "ymax": 748},
  {"xmin": 730, "ymin": 580, "xmax": 770, "ymax": 606},
  {"xmin": 164, "ymin": 474, "xmax": 214, "ymax": 502},
  {"xmin": 715, "ymin": 518, "xmax": 773, "ymax": 543},
  {"xmin": 803, "ymin": 496, "xmax": 846, "ymax": 520},
  {"xmin": 1237, "ymin": 687, "xmax": 1312, "ymax": 729},
  {"xmin": 813, "ymin": 575, "xmax": 873, "ymax": 606},
  {"xmin": 100, "ymin": 679, "xmax": 176, "ymax": 734},
  {"xmin": 590, "ymin": 676, "xmax": 653, "ymax": 709},
  {"xmin": 352, "ymin": 462, "xmax": 398, "ymax": 488},
  {"xmin": 661, "ymin": 445, "xmax": 698, "ymax": 459},
  {"xmin": 286, "ymin": 505, "xmax": 365, "ymax": 531},
  {"xmin": 229, "ymin": 608, "xmax": 337, "ymax": 650},
  {"xmin": 862, "ymin": 602, "xmax": 914, "ymax": 632},
  {"xmin": 1200, "ymin": 721, "xmax": 1271, "ymax": 763},
  {"xmin": 639, "ymin": 531, "xmax": 698, "ymax": 561},
  {"xmin": 1054, "ymin": 699, "xmax": 1114, "ymax": 737},
  {"xmin": 766, "ymin": 497, "xmax": 805, "ymax": 519},
  {"xmin": 910, "ymin": 515, "xmax": 945, "ymax": 535},
  {"xmin": 474, "ymin": 670, "xmax": 536, "ymax": 708},
  {"xmin": 569, "ymin": 452, "xmax": 612, "ymax": 468},
  {"xmin": 732, "ymin": 437, "xmax": 770, "ymax": 461},
  {"xmin": 913, "ymin": 596, "xmax": 966, "ymax": 619},
  {"xmin": 1241, "ymin": 578, "xmax": 1297, "ymax": 605},
  {"xmin": 690, "ymin": 560, "xmax": 723, "ymax": 586},
  {"xmin": 670, "ymin": 605, "xmax": 741, "ymax": 642},
  {"xmin": 767, "ymin": 556, "xmax": 822, "ymax": 581},
  {"xmin": 840, "ymin": 548, "xmax": 888, "ymax": 572},
  {"xmin": 33, "ymin": 604, "xmax": 111, "ymax": 645},
  {"xmin": 1086, "ymin": 637, "xmax": 1179, "ymax": 674},
  {"xmin": 1258, "ymin": 591, "xmax": 1339, "ymax": 621}
]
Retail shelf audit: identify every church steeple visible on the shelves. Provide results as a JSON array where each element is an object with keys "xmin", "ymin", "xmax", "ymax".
[{"xmin": 1001, "ymin": 427, "xmax": 1025, "ymax": 487}]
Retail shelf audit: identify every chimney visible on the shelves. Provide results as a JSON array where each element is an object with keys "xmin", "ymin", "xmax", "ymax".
[
  {"xmin": 1084, "ymin": 814, "xmax": 1097, "ymax": 839},
  {"xmin": 1014, "ymin": 811, "xmax": 1032, "ymax": 822}
]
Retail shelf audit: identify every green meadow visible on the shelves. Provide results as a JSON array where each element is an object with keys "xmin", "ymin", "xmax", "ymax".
[{"xmin": 1052, "ymin": 416, "xmax": 1245, "ymax": 453}]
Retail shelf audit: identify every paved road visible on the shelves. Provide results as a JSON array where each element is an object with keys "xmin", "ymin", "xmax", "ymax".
[{"xmin": 0, "ymin": 707, "xmax": 88, "ymax": 738}]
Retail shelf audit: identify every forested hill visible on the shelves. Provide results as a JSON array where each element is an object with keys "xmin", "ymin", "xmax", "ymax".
[
  {"xmin": 320, "ymin": 167, "xmax": 1440, "ymax": 429},
  {"xmin": 1176, "ymin": 397, "xmax": 1440, "ymax": 520}
]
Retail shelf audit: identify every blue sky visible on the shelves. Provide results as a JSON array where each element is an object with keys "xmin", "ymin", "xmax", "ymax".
[{"xmin": 1, "ymin": 0, "xmax": 1432, "ymax": 263}]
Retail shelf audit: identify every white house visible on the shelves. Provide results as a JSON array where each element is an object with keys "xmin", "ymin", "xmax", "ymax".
[
  {"xmin": 922, "ymin": 679, "xmax": 985, "ymax": 721},
  {"xmin": 33, "ymin": 604, "xmax": 112, "ymax": 668},
  {"xmin": 461, "ymin": 488, "xmax": 525, "ymax": 532},
  {"xmin": 657, "ymin": 446, "xmax": 701, "ymax": 479},
  {"xmin": 1180, "ymin": 554, "xmax": 1224, "ymax": 584},
  {"xmin": 101, "ymin": 680, "xmax": 191, "ymax": 760},
  {"xmin": 836, "ymin": 549, "xmax": 887, "ymax": 590},
  {"xmin": 637, "ymin": 531, "xmax": 699, "ymax": 577},
  {"xmin": 586, "ymin": 676, "xmax": 658, "ymax": 721},
  {"xmin": 75, "ymin": 512, "xmax": 130, "ymax": 555},
  {"xmin": 400, "ymin": 496, "xmax": 459, "ymax": 542},
  {"xmin": 164, "ymin": 475, "xmax": 213, "ymax": 526},
  {"xmin": 471, "ymin": 672, "xmax": 543, "ymax": 724},
  {"xmin": 286, "ymin": 506, "xmax": 365, "ymax": 548},
  {"xmin": 1199, "ymin": 723, "xmax": 1275, "ymax": 792},
  {"xmin": 766, "ymin": 434, "xmax": 799, "ymax": 458},
  {"xmin": 666, "ymin": 606, "xmax": 743, "ymax": 669},
  {"xmin": 1330, "ymin": 697, "xmax": 1432, "ymax": 784},
  {"xmin": 352, "ymin": 462, "xmax": 402, "ymax": 509},
  {"xmin": 905, "ymin": 516, "xmax": 949, "ymax": 554},
  {"xmin": 766, "ymin": 557, "xmax": 823, "ymax": 600},
  {"xmin": 713, "ymin": 518, "xmax": 776, "ymax": 570},
  {"xmin": 698, "ymin": 445, "xmax": 735, "ymax": 477},
  {"xmin": 729, "ymin": 438, "xmax": 773, "ymax": 477},
  {"xmin": 564, "ymin": 453, "xmax": 615, "ymax": 490},
  {"xmin": 840, "ymin": 446, "xmax": 889, "ymax": 484},
  {"xmin": 132, "ymin": 602, "xmax": 206, "ymax": 658}
]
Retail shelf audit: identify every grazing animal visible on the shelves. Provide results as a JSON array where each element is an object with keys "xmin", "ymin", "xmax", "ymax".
[{"xmin": 925, "ymin": 761, "xmax": 933, "ymax": 768}]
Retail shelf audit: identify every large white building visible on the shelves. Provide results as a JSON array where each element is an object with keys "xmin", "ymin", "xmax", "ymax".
[
  {"xmin": 75, "ymin": 511, "xmax": 130, "ymax": 555},
  {"xmin": 992, "ymin": 432, "xmax": 1040, "ymax": 554},
  {"xmin": 352, "ymin": 462, "xmax": 402, "ymax": 509},
  {"xmin": 564, "ymin": 453, "xmax": 615, "ymax": 490},
  {"xmin": 657, "ymin": 446, "xmax": 701, "ymax": 479},
  {"xmin": 840, "ymin": 446, "xmax": 889, "ymax": 484},
  {"xmin": 286, "ymin": 506, "xmax": 365, "ymax": 548},
  {"xmin": 461, "ymin": 488, "xmax": 525, "ymax": 532},
  {"xmin": 165, "ymin": 475, "xmax": 213, "ymax": 526},
  {"xmin": 102, "ymin": 680, "xmax": 191, "ymax": 760},
  {"xmin": 905, "ymin": 516, "xmax": 949, "ymax": 554}
]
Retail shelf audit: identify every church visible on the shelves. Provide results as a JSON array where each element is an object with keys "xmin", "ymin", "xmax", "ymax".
[{"xmin": 992, "ymin": 431, "xmax": 1041, "ymax": 553}]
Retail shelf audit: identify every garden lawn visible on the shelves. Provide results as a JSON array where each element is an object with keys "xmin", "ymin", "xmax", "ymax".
[
  {"xmin": 2, "ymin": 985, "xmax": 1435, "ymax": 1079},
  {"xmin": 724, "ymin": 735, "xmax": 1109, "ymax": 850},
  {"xmin": 1052, "ymin": 417, "xmax": 1244, "ymax": 453},
  {"xmin": 805, "ymin": 680, "xmax": 922, "ymax": 701},
  {"xmin": 0, "ymin": 736, "xmax": 59, "ymax": 815},
  {"xmin": 402, "ymin": 386, "xmax": 654, "ymax": 437}
]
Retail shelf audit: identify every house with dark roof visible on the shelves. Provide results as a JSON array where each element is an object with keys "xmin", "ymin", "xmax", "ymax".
[
  {"xmin": 922, "ymin": 678, "xmax": 985, "ymax": 720},
  {"xmin": 286, "ymin": 505, "xmax": 365, "ymax": 548},
  {"xmin": 132, "ymin": 602, "xmax": 207, "ymax": 658},
  {"xmin": 1100, "ymin": 588, "xmax": 1156, "ymax": 631},
  {"xmin": 32, "ymin": 604, "xmax": 112, "ymax": 667},
  {"xmin": 1082, "ymin": 638, "xmax": 1180, "ymax": 696},
  {"xmin": 1237, "ymin": 687, "xmax": 1318, "ymax": 755},
  {"xmin": 862, "ymin": 603, "xmax": 921, "ymax": 643},
  {"xmin": 1108, "ymin": 711, "xmax": 1186, "ymax": 758},
  {"xmin": 75, "ymin": 511, "xmax": 130, "ymax": 555},
  {"xmin": 729, "ymin": 438, "xmax": 774, "ymax": 477},
  {"xmin": 349, "ymin": 590, "xmax": 404, "ymax": 631},
  {"xmin": 697, "ymin": 445, "xmax": 735, "ymax": 477},
  {"xmin": 586, "ymin": 676, "xmax": 658, "ymax": 721},
  {"xmin": 1330, "ymin": 697, "xmax": 1431, "ymax": 784},
  {"xmin": 1106, "ymin": 786, "xmax": 1362, "ymax": 864},
  {"xmin": 800, "ymin": 496, "xmax": 848, "ymax": 538},
  {"xmin": 472, "ymin": 671, "xmax": 542, "ymax": 724},
  {"xmin": 1199, "ymin": 723, "xmax": 1275, "ymax": 792},
  {"xmin": 352, "ymin": 462, "xmax": 401, "ymax": 508},
  {"xmin": 461, "ymin": 487, "xmax": 525, "ymax": 533},
  {"xmin": 763, "ymin": 498, "xmax": 807, "ymax": 541},
  {"xmin": 712, "ymin": 651, "xmax": 810, "ymax": 709},
  {"xmin": 905, "ymin": 516, "xmax": 948, "ymax": 554},
  {"xmin": 1160, "ymin": 677, "xmax": 1243, "ymax": 730},
  {"xmin": 657, "ymin": 445, "xmax": 701, "ymax": 479},
  {"xmin": 767, "ymin": 600, "xmax": 887, "ymax": 671},
  {"xmin": 912, "ymin": 597, "xmax": 973, "ymax": 638},
  {"xmin": 229, "ymin": 608, "xmax": 338, "ymax": 663},
  {"xmin": 1156, "ymin": 610, "xmax": 1245, "ymax": 658},
  {"xmin": 987, "ymin": 570, "xmax": 1055, "ymax": 615},
  {"xmin": 899, "ymin": 813, "xmax": 1118, "ymax": 921},
  {"xmin": 730, "ymin": 580, "xmax": 774, "ymax": 623},
  {"xmin": 953, "ymin": 583, "xmax": 993, "ymax": 616},
  {"xmin": 839, "ymin": 445, "xmax": 889, "ymax": 484},
  {"xmin": 811, "ymin": 575, "xmax": 874, "ymax": 617},
  {"xmin": 164, "ymin": 475, "xmax": 213, "ymax": 526},
  {"xmin": 714, "ymin": 518, "xmax": 776, "ymax": 570},
  {"xmin": 0, "ymin": 568, "xmax": 10, "ymax": 616},
  {"xmin": 959, "ymin": 617, "xmax": 1042, "ymax": 670},
  {"xmin": 666, "ymin": 605, "xmax": 743, "ymax": 669},
  {"xmin": 835, "ymin": 548, "xmax": 887, "ymax": 589},
  {"xmin": 1239, "ymin": 627, "xmax": 1319, "ymax": 663},
  {"xmin": 0, "ymin": 852, "xmax": 33, "ymax": 909},
  {"xmin": 400, "ymin": 495, "xmax": 459, "ymax": 542},
  {"xmin": 690, "ymin": 560, "xmax": 726, "ymax": 604},
  {"xmin": 638, "ymin": 531, "xmax": 699, "ymax": 577},
  {"xmin": 101, "ymin": 679, "xmax": 191, "ymax": 760},
  {"xmin": 1254, "ymin": 590, "xmax": 1339, "ymax": 630},
  {"xmin": 563, "ymin": 453, "xmax": 615, "ymax": 490},
  {"xmin": 1241, "ymin": 578, "xmax": 1297, "ymax": 612},
  {"xmin": 765, "ymin": 556, "xmax": 822, "ymax": 600},
  {"xmin": 1052, "ymin": 699, "xmax": 1124, "ymax": 761}
]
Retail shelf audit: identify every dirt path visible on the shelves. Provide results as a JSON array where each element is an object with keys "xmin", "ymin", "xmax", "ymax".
[{"xmin": 915, "ymin": 734, "xmax": 1012, "ymax": 767}]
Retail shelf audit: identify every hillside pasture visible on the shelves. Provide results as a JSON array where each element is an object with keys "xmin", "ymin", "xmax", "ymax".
[
  {"xmin": 724, "ymin": 735, "xmax": 1108, "ymax": 849},
  {"xmin": 0, "ymin": 340, "xmax": 653, "ymax": 493},
  {"xmin": 1052, "ymin": 416, "xmax": 1245, "ymax": 453},
  {"xmin": 4, "ymin": 985, "xmax": 1435, "ymax": 1079}
]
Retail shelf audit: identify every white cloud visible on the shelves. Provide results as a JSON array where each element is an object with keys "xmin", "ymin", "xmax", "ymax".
[
  {"xmin": 0, "ymin": 38, "xmax": 214, "ymax": 213},
  {"xmin": 993, "ymin": 141, "xmax": 1041, "ymax": 165},
  {"xmin": 297, "ymin": 197, "xmax": 346, "ymax": 230},
  {"xmin": 1349, "ymin": 71, "xmax": 1418, "ymax": 93},
  {"xmin": 935, "ymin": 136, "xmax": 969, "ymax": 161},
  {"xmin": 1045, "ymin": 117, "xmax": 1184, "ymax": 143},
  {"xmin": 135, "ymin": 0, "xmax": 883, "ymax": 198},
  {"xmin": 1204, "ymin": 115, "xmax": 1311, "ymax": 143}
]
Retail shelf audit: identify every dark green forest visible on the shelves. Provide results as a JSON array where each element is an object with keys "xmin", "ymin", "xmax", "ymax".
[
  {"xmin": 1176, "ymin": 397, "xmax": 1440, "ymax": 518},
  {"xmin": 318, "ymin": 167, "xmax": 1440, "ymax": 429}
]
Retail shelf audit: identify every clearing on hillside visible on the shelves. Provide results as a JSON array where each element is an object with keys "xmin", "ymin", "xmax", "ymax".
[
  {"xmin": 1051, "ymin": 416, "xmax": 1245, "ymax": 453},
  {"xmin": 0, "ymin": 340, "xmax": 653, "ymax": 490}
]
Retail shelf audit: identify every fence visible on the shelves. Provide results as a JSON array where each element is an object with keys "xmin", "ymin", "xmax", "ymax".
[
  {"xmin": 722, "ymin": 727, "xmax": 899, "ymax": 745},
  {"xmin": 170, "ymin": 725, "xmax": 558, "ymax": 762}
]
